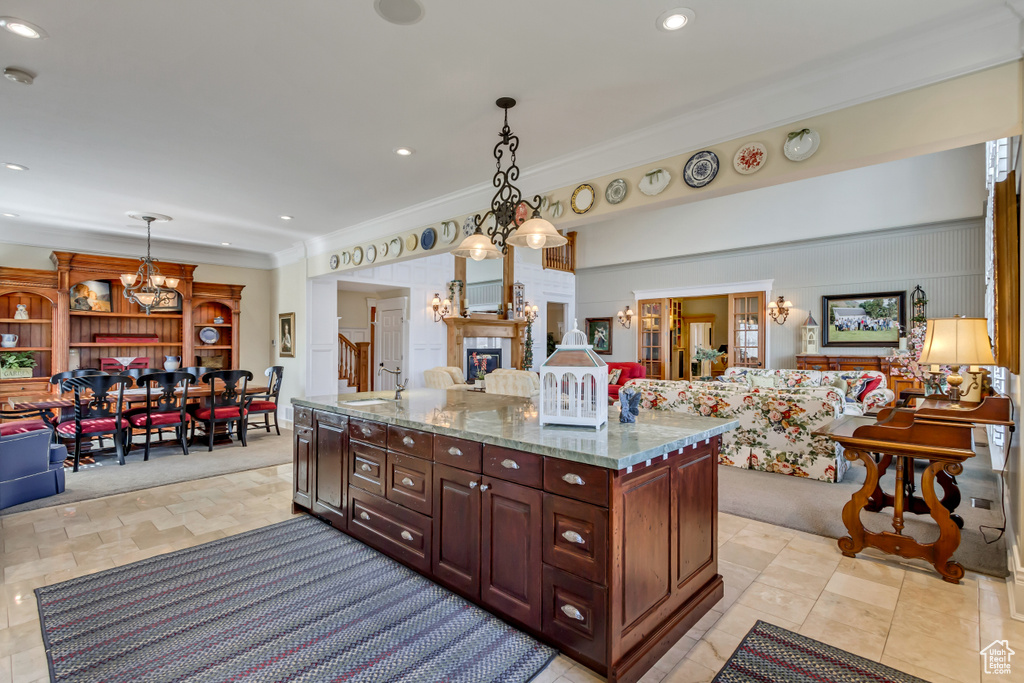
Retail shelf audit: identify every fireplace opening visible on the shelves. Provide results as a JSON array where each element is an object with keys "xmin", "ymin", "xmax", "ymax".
[{"xmin": 466, "ymin": 348, "xmax": 502, "ymax": 381}]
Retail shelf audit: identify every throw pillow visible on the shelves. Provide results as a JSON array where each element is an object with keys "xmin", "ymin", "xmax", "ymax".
[
  {"xmin": 716, "ymin": 375, "xmax": 748, "ymax": 385},
  {"xmin": 750, "ymin": 375, "xmax": 775, "ymax": 389},
  {"xmin": 830, "ymin": 377, "xmax": 849, "ymax": 396},
  {"xmin": 608, "ymin": 368, "xmax": 623, "ymax": 385},
  {"xmin": 856, "ymin": 376, "xmax": 883, "ymax": 402}
]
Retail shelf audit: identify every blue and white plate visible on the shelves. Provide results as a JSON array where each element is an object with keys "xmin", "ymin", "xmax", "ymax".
[
  {"xmin": 683, "ymin": 151, "xmax": 719, "ymax": 188},
  {"xmin": 199, "ymin": 327, "xmax": 220, "ymax": 345},
  {"xmin": 462, "ymin": 216, "xmax": 476, "ymax": 236},
  {"xmin": 420, "ymin": 227, "xmax": 437, "ymax": 250}
]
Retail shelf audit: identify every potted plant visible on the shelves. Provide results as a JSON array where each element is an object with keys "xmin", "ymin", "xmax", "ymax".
[
  {"xmin": 692, "ymin": 346, "xmax": 726, "ymax": 380},
  {"xmin": 0, "ymin": 351, "xmax": 37, "ymax": 379}
]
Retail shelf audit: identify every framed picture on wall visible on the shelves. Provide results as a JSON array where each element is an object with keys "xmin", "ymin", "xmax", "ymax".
[
  {"xmin": 279, "ymin": 312, "xmax": 295, "ymax": 358},
  {"xmin": 585, "ymin": 317, "xmax": 613, "ymax": 355},
  {"xmin": 150, "ymin": 289, "xmax": 183, "ymax": 313},
  {"xmin": 821, "ymin": 291, "xmax": 905, "ymax": 348}
]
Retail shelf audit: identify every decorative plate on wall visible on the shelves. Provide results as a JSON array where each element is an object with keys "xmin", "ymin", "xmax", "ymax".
[
  {"xmin": 199, "ymin": 327, "xmax": 220, "ymax": 345},
  {"xmin": 571, "ymin": 184, "xmax": 596, "ymax": 214},
  {"xmin": 462, "ymin": 216, "xmax": 476, "ymax": 236},
  {"xmin": 421, "ymin": 227, "xmax": 437, "ymax": 250},
  {"xmin": 405, "ymin": 234, "xmax": 418, "ymax": 252},
  {"xmin": 379, "ymin": 242, "xmax": 388, "ymax": 258},
  {"xmin": 341, "ymin": 251, "xmax": 351, "ymax": 265},
  {"xmin": 365, "ymin": 244, "xmax": 377, "ymax": 263},
  {"xmin": 605, "ymin": 178, "xmax": 628, "ymax": 204},
  {"xmin": 329, "ymin": 254, "xmax": 339, "ymax": 270},
  {"xmin": 784, "ymin": 128, "xmax": 820, "ymax": 161},
  {"xmin": 352, "ymin": 246, "xmax": 363, "ymax": 266},
  {"xmin": 638, "ymin": 168, "xmax": 671, "ymax": 196},
  {"xmin": 390, "ymin": 237, "xmax": 403, "ymax": 257},
  {"xmin": 441, "ymin": 220, "xmax": 459, "ymax": 243},
  {"xmin": 733, "ymin": 142, "xmax": 767, "ymax": 175},
  {"xmin": 515, "ymin": 201, "xmax": 529, "ymax": 225},
  {"xmin": 683, "ymin": 151, "xmax": 719, "ymax": 188}
]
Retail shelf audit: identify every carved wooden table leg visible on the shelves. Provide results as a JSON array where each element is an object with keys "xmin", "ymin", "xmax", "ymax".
[
  {"xmin": 838, "ymin": 448, "xmax": 877, "ymax": 558},
  {"xmin": 922, "ymin": 461, "xmax": 966, "ymax": 583},
  {"xmin": 865, "ymin": 453, "xmax": 893, "ymax": 511}
]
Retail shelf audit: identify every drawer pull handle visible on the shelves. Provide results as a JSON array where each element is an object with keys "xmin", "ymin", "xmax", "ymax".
[
  {"xmin": 562, "ymin": 530, "xmax": 585, "ymax": 544},
  {"xmin": 480, "ymin": 484, "xmax": 490, "ymax": 492},
  {"xmin": 402, "ymin": 436, "xmax": 415, "ymax": 447},
  {"xmin": 401, "ymin": 477, "xmax": 415, "ymax": 487},
  {"xmin": 359, "ymin": 511, "xmax": 370, "ymax": 521},
  {"xmin": 501, "ymin": 458, "xmax": 519, "ymax": 470},
  {"xmin": 361, "ymin": 428, "xmax": 372, "ymax": 437},
  {"xmin": 561, "ymin": 604, "xmax": 585, "ymax": 621},
  {"xmin": 400, "ymin": 530, "xmax": 413, "ymax": 541},
  {"xmin": 562, "ymin": 473, "xmax": 585, "ymax": 486},
  {"xmin": 469, "ymin": 481, "xmax": 478, "ymax": 489},
  {"xmin": 360, "ymin": 463, "xmax": 371, "ymax": 472},
  {"xmin": 448, "ymin": 446, "xmax": 463, "ymax": 456}
]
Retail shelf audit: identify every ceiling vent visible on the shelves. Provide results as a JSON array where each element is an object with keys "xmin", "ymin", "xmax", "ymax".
[{"xmin": 374, "ymin": 0, "xmax": 425, "ymax": 25}]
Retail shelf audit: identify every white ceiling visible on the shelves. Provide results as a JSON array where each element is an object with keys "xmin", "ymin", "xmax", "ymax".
[{"xmin": 0, "ymin": 0, "xmax": 1016, "ymax": 264}]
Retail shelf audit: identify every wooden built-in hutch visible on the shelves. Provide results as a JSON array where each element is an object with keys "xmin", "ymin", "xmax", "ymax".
[{"xmin": 0, "ymin": 251, "xmax": 243, "ymax": 399}]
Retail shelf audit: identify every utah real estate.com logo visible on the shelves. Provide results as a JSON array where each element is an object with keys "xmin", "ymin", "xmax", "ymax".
[{"xmin": 981, "ymin": 640, "xmax": 1014, "ymax": 675}]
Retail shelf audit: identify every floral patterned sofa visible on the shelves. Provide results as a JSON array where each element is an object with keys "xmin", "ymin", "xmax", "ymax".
[
  {"xmin": 624, "ymin": 378, "xmax": 849, "ymax": 482},
  {"xmin": 719, "ymin": 367, "xmax": 894, "ymax": 416}
]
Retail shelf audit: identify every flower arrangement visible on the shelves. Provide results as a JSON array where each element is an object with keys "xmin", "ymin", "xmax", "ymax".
[
  {"xmin": 693, "ymin": 346, "xmax": 726, "ymax": 363},
  {"xmin": 890, "ymin": 322, "xmax": 947, "ymax": 392},
  {"xmin": 470, "ymin": 352, "xmax": 487, "ymax": 381}
]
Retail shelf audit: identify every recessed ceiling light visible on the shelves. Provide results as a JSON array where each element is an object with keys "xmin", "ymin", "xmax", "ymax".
[
  {"xmin": 3, "ymin": 68, "xmax": 33, "ymax": 85},
  {"xmin": 3, "ymin": 163, "xmax": 27, "ymax": 171},
  {"xmin": 0, "ymin": 17, "xmax": 47, "ymax": 39},
  {"xmin": 394, "ymin": 147, "xmax": 414, "ymax": 156},
  {"xmin": 2, "ymin": 213, "xmax": 18, "ymax": 218},
  {"xmin": 279, "ymin": 215, "xmax": 293, "ymax": 220},
  {"xmin": 221, "ymin": 242, "xmax": 231, "ymax": 246},
  {"xmin": 374, "ymin": 0, "xmax": 425, "ymax": 26},
  {"xmin": 656, "ymin": 8, "xmax": 695, "ymax": 32}
]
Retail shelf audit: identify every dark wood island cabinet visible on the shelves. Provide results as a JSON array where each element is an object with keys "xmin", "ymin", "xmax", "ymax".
[{"xmin": 291, "ymin": 393, "xmax": 734, "ymax": 683}]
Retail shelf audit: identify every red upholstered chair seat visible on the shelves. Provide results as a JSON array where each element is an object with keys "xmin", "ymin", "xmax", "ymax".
[
  {"xmin": 56, "ymin": 418, "xmax": 130, "ymax": 436},
  {"xmin": 247, "ymin": 400, "xmax": 277, "ymax": 413},
  {"xmin": 128, "ymin": 412, "xmax": 190, "ymax": 428},
  {"xmin": 195, "ymin": 407, "xmax": 247, "ymax": 420},
  {"xmin": 0, "ymin": 419, "xmax": 49, "ymax": 437}
]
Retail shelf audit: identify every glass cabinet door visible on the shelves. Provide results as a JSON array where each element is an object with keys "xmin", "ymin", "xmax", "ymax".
[
  {"xmin": 638, "ymin": 298, "xmax": 669, "ymax": 379},
  {"xmin": 728, "ymin": 292, "xmax": 765, "ymax": 369}
]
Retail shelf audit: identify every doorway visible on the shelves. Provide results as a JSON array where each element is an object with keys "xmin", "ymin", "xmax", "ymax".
[{"xmin": 666, "ymin": 296, "xmax": 728, "ymax": 380}]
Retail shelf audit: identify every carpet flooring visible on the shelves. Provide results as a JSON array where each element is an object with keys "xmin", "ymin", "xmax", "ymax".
[
  {"xmin": 713, "ymin": 621, "xmax": 927, "ymax": 682},
  {"xmin": 1, "ymin": 429, "xmax": 292, "ymax": 516},
  {"xmin": 719, "ymin": 441, "xmax": 1008, "ymax": 577},
  {"xmin": 35, "ymin": 516, "xmax": 556, "ymax": 683}
]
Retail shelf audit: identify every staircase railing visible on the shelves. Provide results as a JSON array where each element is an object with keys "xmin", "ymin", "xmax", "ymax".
[
  {"xmin": 339, "ymin": 333, "xmax": 371, "ymax": 392},
  {"xmin": 542, "ymin": 231, "xmax": 576, "ymax": 273}
]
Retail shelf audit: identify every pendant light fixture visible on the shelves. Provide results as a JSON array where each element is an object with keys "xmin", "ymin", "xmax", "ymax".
[
  {"xmin": 120, "ymin": 213, "xmax": 180, "ymax": 314},
  {"xmin": 453, "ymin": 98, "xmax": 567, "ymax": 258}
]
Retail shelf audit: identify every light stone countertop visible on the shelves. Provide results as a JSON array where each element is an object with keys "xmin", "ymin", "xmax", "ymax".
[{"xmin": 293, "ymin": 389, "xmax": 738, "ymax": 471}]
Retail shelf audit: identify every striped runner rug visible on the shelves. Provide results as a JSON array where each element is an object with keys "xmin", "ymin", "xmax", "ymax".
[
  {"xmin": 36, "ymin": 516, "xmax": 556, "ymax": 682},
  {"xmin": 714, "ymin": 621, "xmax": 927, "ymax": 683}
]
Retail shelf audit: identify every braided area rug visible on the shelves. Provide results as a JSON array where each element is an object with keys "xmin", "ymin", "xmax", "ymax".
[
  {"xmin": 35, "ymin": 516, "xmax": 556, "ymax": 682},
  {"xmin": 713, "ymin": 621, "xmax": 927, "ymax": 683}
]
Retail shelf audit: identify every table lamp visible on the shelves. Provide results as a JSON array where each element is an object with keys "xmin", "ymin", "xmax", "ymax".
[{"xmin": 917, "ymin": 316, "xmax": 995, "ymax": 408}]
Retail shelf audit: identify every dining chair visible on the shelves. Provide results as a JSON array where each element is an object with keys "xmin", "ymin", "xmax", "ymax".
[
  {"xmin": 129, "ymin": 371, "xmax": 195, "ymax": 459},
  {"xmin": 190, "ymin": 369, "xmax": 252, "ymax": 451},
  {"xmin": 57, "ymin": 375, "xmax": 132, "ymax": 472},
  {"xmin": 0, "ymin": 406, "xmax": 56, "ymax": 439},
  {"xmin": 120, "ymin": 368, "xmax": 150, "ymax": 384},
  {"xmin": 245, "ymin": 366, "xmax": 283, "ymax": 435},
  {"xmin": 182, "ymin": 366, "xmax": 208, "ymax": 382},
  {"xmin": 49, "ymin": 369, "xmax": 109, "ymax": 452}
]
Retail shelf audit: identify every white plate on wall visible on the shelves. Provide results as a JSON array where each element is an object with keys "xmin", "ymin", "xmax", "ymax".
[
  {"xmin": 638, "ymin": 168, "xmax": 670, "ymax": 196},
  {"xmin": 784, "ymin": 129, "xmax": 820, "ymax": 161},
  {"xmin": 390, "ymin": 237, "xmax": 403, "ymax": 256},
  {"xmin": 352, "ymin": 246, "xmax": 363, "ymax": 266},
  {"xmin": 733, "ymin": 142, "xmax": 767, "ymax": 174},
  {"xmin": 341, "ymin": 251, "xmax": 351, "ymax": 265},
  {"xmin": 571, "ymin": 184, "xmax": 595, "ymax": 214},
  {"xmin": 441, "ymin": 220, "xmax": 459, "ymax": 243},
  {"xmin": 365, "ymin": 244, "xmax": 377, "ymax": 263}
]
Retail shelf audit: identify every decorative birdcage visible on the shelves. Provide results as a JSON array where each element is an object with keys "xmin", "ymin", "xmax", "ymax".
[
  {"xmin": 801, "ymin": 313, "xmax": 820, "ymax": 354},
  {"xmin": 539, "ymin": 320, "xmax": 608, "ymax": 428}
]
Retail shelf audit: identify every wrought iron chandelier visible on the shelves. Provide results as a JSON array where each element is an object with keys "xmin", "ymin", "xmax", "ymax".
[
  {"xmin": 453, "ymin": 98, "xmax": 566, "ymax": 260},
  {"xmin": 120, "ymin": 213, "xmax": 180, "ymax": 314}
]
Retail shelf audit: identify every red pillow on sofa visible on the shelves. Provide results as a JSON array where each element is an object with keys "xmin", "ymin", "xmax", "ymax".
[{"xmin": 855, "ymin": 376, "xmax": 882, "ymax": 402}]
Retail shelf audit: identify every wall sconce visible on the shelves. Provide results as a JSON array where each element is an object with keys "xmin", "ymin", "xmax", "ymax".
[
  {"xmin": 431, "ymin": 293, "xmax": 451, "ymax": 323},
  {"xmin": 767, "ymin": 296, "xmax": 793, "ymax": 325},
  {"xmin": 616, "ymin": 305, "xmax": 634, "ymax": 329}
]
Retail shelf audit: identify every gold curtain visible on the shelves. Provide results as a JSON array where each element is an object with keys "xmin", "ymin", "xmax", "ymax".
[{"xmin": 994, "ymin": 170, "xmax": 1020, "ymax": 374}]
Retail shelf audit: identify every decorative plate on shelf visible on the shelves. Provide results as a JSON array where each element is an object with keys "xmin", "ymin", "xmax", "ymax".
[
  {"xmin": 784, "ymin": 128, "xmax": 820, "ymax": 162},
  {"xmin": 199, "ymin": 327, "xmax": 220, "ymax": 345},
  {"xmin": 733, "ymin": 142, "xmax": 767, "ymax": 175},
  {"xmin": 379, "ymin": 241, "xmax": 388, "ymax": 257},
  {"xmin": 365, "ymin": 244, "xmax": 376, "ymax": 263},
  {"xmin": 421, "ymin": 227, "xmax": 437, "ymax": 250},
  {"xmin": 341, "ymin": 251, "xmax": 351, "ymax": 265},
  {"xmin": 683, "ymin": 151, "xmax": 719, "ymax": 188},
  {"xmin": 405, "ymin": 234, "xmax": 418, "ymax": 252},
  {"xmin": 462, "ymin": 216, "xmax": 477, "ymax": 236},
  {"xmin": 329, "ymin": 254, "xmax": 339, "ymax": 270},
  {"xmin": 352, "ymin": 246, "xmax": 363, "ymax": 266},
  {"xmin": 441, "ymin": 220, "xmax": 459, "ymax": 243},
  {"xmin": 605, "ymin": 178, "xmax": 628, "ymax": 204},
  {"xmin": 389, "ymin": 237, "xmax": 403, "ymax": 257},
  {"xmin": 571, "ymin": 184, "xmax": 596, "ymax": 214},
  {"xmin": 638, "ymin": 168, "xmax": 671, "ymax": 196}
]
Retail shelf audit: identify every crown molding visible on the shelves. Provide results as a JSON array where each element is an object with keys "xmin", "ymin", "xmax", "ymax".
[
  {"xmin": 303, "ymin": 4, "xmax": 1023, "ymax": 259},
  {"xmin": 0, "ymin": 223, "xmax": 274, "ymax": 270},
  {"xmin": 271, "ymin": 243, "xmax": 308, "ymax": 269}
]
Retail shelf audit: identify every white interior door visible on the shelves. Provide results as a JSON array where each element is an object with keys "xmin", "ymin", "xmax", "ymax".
[{"xmin": 376, "ymin": 297, "xmax": 407, "ymax": 391}]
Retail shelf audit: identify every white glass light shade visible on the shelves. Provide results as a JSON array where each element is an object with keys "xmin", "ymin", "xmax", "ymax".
[
  {"xmin": 783, "ymin": 300, "xmax": 794, "ymax": 308},
  {"xmin": 149, "ymin": 274, "xmax": 166, "ymax": 287},
  {"xmin": 120, "ymin": 273, "xmax": 138, "ymax": 286},
  {"xmin": 442, "ymin": 298, "xmax": 451, "ymax": 309},
  {"xmin": 918, "ymin": 317, "xmax": 995, "ymax": 366},
  {"xmin": 767, "ymin": 301, "xmax": 778, "ymax": 309},
  {"xmin": 135, "ymin": 292, "xmax": 157, "ymax": 306},
  {"xmin": 452, "ymin": 231, "xmax": 501, "ymax": 260},
  {"xmin": 431, "ymin": 294, "xmax": 441, "ymax": 307},
  {"xmin": 506, "ymin": 217, "xmax": 567, "ymax": 249},
  {"xmin": 164, "ymin": 277, "xmax": 179, "ymax": 289}
]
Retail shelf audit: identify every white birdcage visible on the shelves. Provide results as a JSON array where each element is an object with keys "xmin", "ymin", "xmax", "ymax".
[{"xmin": 539, "ymin": 320, "xmax": 608, "ymax": 428}]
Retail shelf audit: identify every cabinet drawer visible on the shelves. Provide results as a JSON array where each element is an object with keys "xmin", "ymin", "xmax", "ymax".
[
  {"xmin": 314, "ymin": 409, "xmax": 346, "ymax": 428},
  {"xmin": 388, "ymin": 425, "xmax": 433, "ymax": 459},
  {"xmin": 386, "ymin": 451, "xmax": 433, "ymax": 516},
  {"xmin": 544, "ymin": 459, "xmax": 609, "ymax": 507},
  {"xmin": 483, "ymin": 445, "xmax": 542, "ymax": 488},
  {"xmin": 543, "ymin": 494, "xmax": 608, "ymax": 585},
  {"xmin": 350, "ymin": 441, "xmax": 386, "ymax": 496},
  {"xmin": 348, "ymin": 487, "xmax": 431, "ymax": 573},
  {"xmin": 293, "ymin": 405, "xmax": 313, "ymax": 428},
  {"xmin": 433, "ymin": 435, "xmax": 481, "ymax": 472},
  {"xmin": 542, "ymin": 565, "xmax": 607, "ymax": 667},
  {"xmin": 836, "ymin": 359, "xmax": 881, "ymax": 372},
  {"xmin": 349, "ymin": 418, "xmax": 386, "ymax": 447}
]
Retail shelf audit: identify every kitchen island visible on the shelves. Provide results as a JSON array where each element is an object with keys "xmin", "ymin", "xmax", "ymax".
[{"xmin": 291, "ymin": 390, "xmax": 738, "ymax": 683}]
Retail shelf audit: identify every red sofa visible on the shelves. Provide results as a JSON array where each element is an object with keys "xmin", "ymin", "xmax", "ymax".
[{"xmin": 607, "ymin": 362, "xmax": 646, "ymax": 399}]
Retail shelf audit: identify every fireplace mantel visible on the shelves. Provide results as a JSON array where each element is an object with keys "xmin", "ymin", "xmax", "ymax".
[{"xmin": 443, "ymin": 316, "xmax": 527, "ymax": 369}]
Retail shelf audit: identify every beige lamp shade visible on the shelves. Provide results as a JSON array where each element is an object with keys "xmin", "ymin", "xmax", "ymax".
[
  {"xmin": 917, "ymin": 317, "xmax": 995, "ymax": 367},
  {"xmin": 452, "ymin": 229, "xmax": 501, "ymax": 261},
  {"xmin": 506, "ymin": 216, "xmax": 567, "ymax": 249}
]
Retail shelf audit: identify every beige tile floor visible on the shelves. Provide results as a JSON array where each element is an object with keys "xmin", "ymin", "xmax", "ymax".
[{"xmin": 0, "ymin": 465, "xmax": 1019, "ymax": 683}]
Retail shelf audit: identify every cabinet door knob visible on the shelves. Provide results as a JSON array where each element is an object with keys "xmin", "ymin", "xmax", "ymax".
[
  {"xmin": 400, "ymin": 530, "xmax": 413, "ymax": 541},
  {"xmin": 501, "ymin": 458, "xmax": 520, "ymax": 470},
  {"xmin": 561, "ymin": 604, "xmax": 585, "ymax": 621},
  {"xmin": 401, "ymin": 476, "xmax": 415, "ymax": 487},
  {"xmin": 359, "ymin": 511, "xmax": 370, "ymax": 521},
  {"xmin": 448, "ymin": 446, "xmax": 463, "ymax": 456},
  {"xmin": 469, "ymin": 481, "xmax": 478, "ymax": 488},
  {"xmin": 562, "ymin": 530, "xmax": 585, "ymax": 544},
  {"xmin": 402, "ymin": 435, "xmax": 415, "ymax": 447},
  {"xmin": 360, "ymin": 463, "xmax": 371, "ymax": 472},
  {"xmin": 480, "ymin": 484, "xmax": 490, "ymax": 492},
  {"xmin": 562, "ymin": 473, "xmax": 585, "ymax": 486},
  {"xmin": 361, "ymin": 428, "xmax": 371, "ymax": 437}
]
